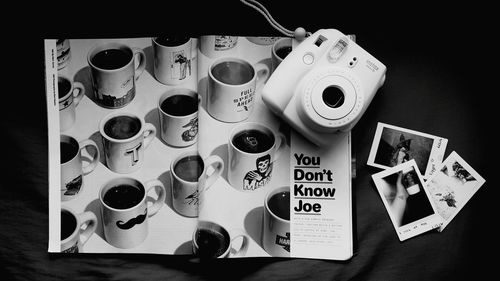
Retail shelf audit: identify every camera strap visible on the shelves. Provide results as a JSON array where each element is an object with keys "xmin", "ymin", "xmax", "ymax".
[{"xmin": 239, "ymin": 0, "xmax": 309, "ymax": 42}]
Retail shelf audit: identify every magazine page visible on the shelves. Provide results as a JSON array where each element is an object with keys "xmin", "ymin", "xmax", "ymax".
[
  {"xmin": 196, "ymin": 36, "xmax": 353, "ymax": 259},
  {"xmin": 46, "ymin": 35, "xmax": 353, "ymax": 260},
  {"xmin": 46, "ymin": 37, "xmax": 200, "ymax": 254}
]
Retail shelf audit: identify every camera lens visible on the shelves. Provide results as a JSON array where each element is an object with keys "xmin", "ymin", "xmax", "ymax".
[{"xmin": 322, "ymin": 86, "xmax": 344, "ymax": 108}]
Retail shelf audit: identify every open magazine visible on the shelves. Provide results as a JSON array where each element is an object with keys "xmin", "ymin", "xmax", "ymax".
[{"xmin": 44, "ymin": 36, "xmax": 353, "ymax": 260}]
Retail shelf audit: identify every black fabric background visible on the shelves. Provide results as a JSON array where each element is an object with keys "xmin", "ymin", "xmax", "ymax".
[{"xmin": 2, "ymin": 1, "xmax": 494, "ymax": 280}]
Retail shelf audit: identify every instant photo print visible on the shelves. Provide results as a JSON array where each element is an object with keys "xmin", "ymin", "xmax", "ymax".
[
  {"xmin": 425, "ymin": 151, "xmax": 486, "ymax": 231},
  {"xmin": 368, "ymin": 123, "xmax": 448, "ymax": 179},
  {"xmin": 371, "ymin": 160, "xmax": 443, "ymax": 241}
]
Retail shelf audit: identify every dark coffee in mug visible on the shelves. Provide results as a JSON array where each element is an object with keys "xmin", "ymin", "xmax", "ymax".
[
  {"xmin": 174, "ymin": 155, "xmax": 204, "ymax": 182},
  {"xmin": 195, "ymin": 228, "xmax": 230, "ymax": 258},
  {"xmin": 160, "ymin": 95, "xmax": 198, "ymax": 117},
  {"xmin": 103, "ymin": 184, "xmax": 144, "ymax": 209},
  {"xmin": 60, "ymin": 139, "xmax": 79, "ymax": 164},
  {"xmin": 155, "ymin": 36, "xmax": 190, "ymax": 47},
  {"xmin": 58, "ymin": 77, "xmax": 72, "ymax": 98},
  {"xmin": 91, "ymin": 48, "xmax": 132, "ymax": 70},
  {"xmin": 232, "ymin": 129, "xmax": 274, "ymax": 153},
  {"xmin": 61, "ymin": 209, "xmax": 77, "ymax": 240},
  {"xmin": 268, "ymin": 191, "xmax": 290, "ymax": 221},
  {"xmin": 104, "ymin": 115, "xmax": 141, "ymax": 140},
  {"xmin": 211, "ymin": 61, "xmax": 254, "ymax": 85},
  {"xmin": 276, "ymin": 46, "xmax": 292, "ymax": 60}
]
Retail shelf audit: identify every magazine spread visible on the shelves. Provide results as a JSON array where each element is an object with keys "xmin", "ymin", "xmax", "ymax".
[{"xmin": 45, "ymin": 36, "xmax": 353, "ymax": 259}]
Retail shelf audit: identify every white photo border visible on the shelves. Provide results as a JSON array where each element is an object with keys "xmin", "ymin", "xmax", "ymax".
[
  {"xmin": 371, "ymin": 159, "xmax": 443, "ymax": 241},
  {"xmin": 367, "ymin": 122, "xmax": 448, "ymax": 179}
]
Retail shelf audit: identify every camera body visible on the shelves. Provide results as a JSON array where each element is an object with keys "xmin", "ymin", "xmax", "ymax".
[{"xmin": 262, "ymin": 29, "xmax": 386, "ymax": 146}]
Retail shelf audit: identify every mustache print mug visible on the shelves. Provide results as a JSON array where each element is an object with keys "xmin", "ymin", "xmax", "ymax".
[{"xmin": 99, "ymin": 177, "xmax": 166, "ymax": 249}]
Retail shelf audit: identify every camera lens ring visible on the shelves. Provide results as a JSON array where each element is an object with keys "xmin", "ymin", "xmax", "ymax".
[{"xmin": 297, "ymin": 68, "xmax": 363, "ymax": 132}]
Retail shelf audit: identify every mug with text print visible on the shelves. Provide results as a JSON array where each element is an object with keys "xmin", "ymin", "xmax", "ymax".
[{"xmin": 99, "ymin": 111, "xmax": 156, "ymax": 174}]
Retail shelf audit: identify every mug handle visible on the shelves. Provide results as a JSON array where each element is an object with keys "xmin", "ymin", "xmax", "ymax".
[
  {"xmin": 132, "ymin": 47, "xmax": 146, "ymax": 80},
  {"xmin": 253, "ymin": 62, "xmax": 270, "ymax": 90},
  {"xmin": 273, "ymin": 132, "xmax": 287, "ymax": 162},
  {"xmin": 145, "ymin": 179, "xmax": 166, "ymax": 217},
  {"xmin": 72, "ymin": 81, "xmax": 85, "ymax": 107},
  {"xmin": 78, "ymin": 211, "xmax": 98, "ymax": 247},
  {"xmin": 142, "ymin": 123, "xmax": 156, "ymax": 149},
  {"xmin": 200, "ymin": 155, "xmax": 224, "ymax": 192},
  {"xmin": 229, "ymin": 229, "xmax": 249, "ymax": 258},
  {"xmin": 79, "ymin": 139, "xmax": 100, "ymax": 175}
]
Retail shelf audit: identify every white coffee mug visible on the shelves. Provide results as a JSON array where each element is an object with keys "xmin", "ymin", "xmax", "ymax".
[
  {"xmin": 199, "ymin": 35, "xmax": 238, "ymax": 58},
  {"xmin": 57, "ymin": 39, "xmax": 71, "ymax": 70},
  {"xmin": 170, "ymin": 151, "xmax": 224, "ymax": 217},
  {"xmin": 87, "ymin": 42, "xmax": 146, "ymax": 108},
  {"xmin": 60, "ymin": 206, "xmax": 97, "ymax": 253},
  {"xmin": 227, "ymin": 122, "xmax": 286, "ymax": 192},
  {"xmin": 99, "ymin": 177, "xmax": 166, "ymax": 249},
  {"xmin": 152, "ymin": 36, "xmax": 194, "ymax": 85},
  {"xmin": 58, "ymin": 75, "xmax": 85, "ymax": 131},
  {"xmin": 263, "ymin": 186, "xmax": 290, "ymax": 257},
  {"xmin": 99, "ymin": 111, "xmax": 156, "ymax": 174},
  {"xmin": 192, "ymin": 220, "xmax": 249, "ymax": 259},
  {"xmin": 271, "ymin": 37, "xmax": 293, "ymax": 73},
  {"xmin": 207, "ymin": 57, "xmax": 269, "ymax": 123},
  {"xmin": 60, "ymin": 135, "xmax": 99, "ymax": 201},
  {"xmin": 158, "ymin": 88, "xmax": 199, "ymax": 147}
]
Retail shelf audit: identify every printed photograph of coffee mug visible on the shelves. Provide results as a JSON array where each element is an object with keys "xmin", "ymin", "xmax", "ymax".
[
  {"xmin": 57, "ymin": 39, "xmax": 71, "ymax": 70},
  {"xmin": 60, "ymin": 206, "xmax": 98, "ymax": 253},
  {"xmin": 170, "ymin": 151, "xmax": 224, "ymax": 217},
  {"xmin": 271, "ymin": 37, "xmax": 293, "ymax": 73},
  {"xmin": 152, "ymin": 36, "xmax": 193, "ymax": 85},
  {"xmin": 60, "ymin": 135, "xmax": 99, "ymax": 201},
  {"xmin": 59, "ymin": 75, "xmax": 85, "ymax": 131},
  {"xmin": 192, "ymin": 221, "xmax": 249, "ymax": 259},
  {"xmin": 99, "ymin": 177, "xmax": 166, "ymax": 249},
  {"xmin": 263, "ymin": 186, "xmax": 290, "ymax": 257},
  {"xmin": 199, "ymin": 35, "xmax": 238, "ymax": 58},
  {"xmin": 158, "ymin": 88, "xmax": 199, "ymax": 147},
  {"xmin": 87, "ymin": 42, "xmax": 146, "ymax": 108},
  {"xmin": 228, "ymin": 122, "xmax": 286, "ymax": 192},
  {"xmin": 99, "ymin": 111, "xmax": 156, "ymax": 174},
  {"xmin": 207, "ymin": 57, "xmax": 269, "ymax": 123}
]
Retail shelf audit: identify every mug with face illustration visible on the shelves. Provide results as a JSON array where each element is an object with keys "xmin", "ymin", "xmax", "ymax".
[
  {"xmin": 87, "ymin": 42, "xmax": 146, "ymax": 108},
  {"xmin": 60, "ymin": 206, "xmax": 97, "ymax": 253},
  {"xmin": 263, "ymin": 186, "xmax": 290, "ymax": 257},
  {"xmin": 206, "ymin": 57, "xmax": 269, "ymax": 123},
  {"xmin": 99, "ymin": 177, "xmax": 166, "ymax": 249},
  {"xmin": 170, "ymin": 150, "xmax": 224, "ymax": 217},
  {"xmin": 99, "ymin": 111, "xmax": 156, "ymax": 174},
  {"xmin": 158, "ymin": 88, "xmax": 199, "ymax": 147},
  {"xmin": 60, "ymin": 135, "xmax": 100, "ymax": 201},
  {"xmin": 152, "ymin": 36, "xmax": 194, "ymax": 85},
  {"xmin": 199, "ymin": 35, "xmax": 238, "ymax": 58},
  {"xmin": 59, "ymin": 75, "xmax": 85, "ymax": 131},
  {"xmin": 192, "ymin": 220, "xmax": 249, "ymax": 259},
  {"xmin": 227, "ymin": 122, "xmax": 286, "ymax": 192}
]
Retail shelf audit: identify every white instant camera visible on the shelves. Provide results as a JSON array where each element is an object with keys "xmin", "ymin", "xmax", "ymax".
[{"xmin": 262, "ymin": 29, "xmax": 387, "ymax": 146}]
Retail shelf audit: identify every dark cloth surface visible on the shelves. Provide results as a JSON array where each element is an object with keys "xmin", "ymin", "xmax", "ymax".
[{"xmin": 2, "ymin": 2, "xmax": 494, "ymax": 280}]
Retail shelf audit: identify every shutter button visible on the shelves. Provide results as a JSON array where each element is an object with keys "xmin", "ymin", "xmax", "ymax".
[{"xmin": 303, "ymin": 53, "xmax": 314, "ymax": 65}]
